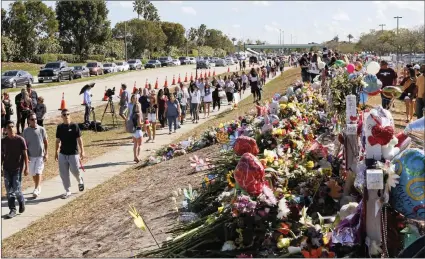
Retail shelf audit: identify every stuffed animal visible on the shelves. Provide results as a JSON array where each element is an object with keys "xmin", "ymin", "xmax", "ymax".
[
  {"xmin": 261, "ymin": 115, "xmax": 273, "ymax": 134},
  {"xmin": 279, "ymin": 95, "xmax": 289, "ymax": 103},
  {"xmin": 256, "ymin": 102, "xmax": 268, "ymax": 117},
  {"xmin": 269, "ymin": 101, "xmax": 280, "ymax": 115}
]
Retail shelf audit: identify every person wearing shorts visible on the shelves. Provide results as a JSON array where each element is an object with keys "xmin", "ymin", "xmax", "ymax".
[
  {"xmin": 119, "ymin": 84, "xmax": 130, "ymax": 124},
  {"xmin": 146, "ymin": 94, "xmax": 158, "ymax": 143},
  {"xmin": 55, "ymin": 109, "xmax": 85, "ymax": 199},
  {"xmin": 23, "ymin": 112, "xmax": 48, "ymax": 198}
]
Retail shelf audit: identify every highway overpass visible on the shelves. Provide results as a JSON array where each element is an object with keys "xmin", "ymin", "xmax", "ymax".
[{"xmin": 245, "ymin": 44, "xmax": 324, "ymax": 49}]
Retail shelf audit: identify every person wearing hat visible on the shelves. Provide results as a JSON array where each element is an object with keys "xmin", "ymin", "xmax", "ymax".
[
  {"xmin": 413, "ymin": 64, "xmax": 421, "ymax": 76},
  {"xmin": 376, "ymin": 60, "xmax": 397, "ymax": 109}
]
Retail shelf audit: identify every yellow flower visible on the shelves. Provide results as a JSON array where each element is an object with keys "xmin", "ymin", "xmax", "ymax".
[
  {"xmin": 129, "ymin": 205, "xmax": 146, "ymax": 231},
  {"xmin": 216, "ymin": 131, "xmax": 229, "ymax": 144},
  {"xmin": 322, "ymin": 168, "xmax": 332, "ymax": 177},
  {"xmin": 287, "ymin": 103, "xmax": 295, "ymax": 109},
  {"xmin": 264, "ymin": 149, "xmax": 276, "ymax": 163},
  {"xmin": 219, "ymin": 123, "xmax": 224, "ymax": 129},
  {"xmin": 277, "ymin": 236, "xmax": 292, "ymax": 249},
  {"xmin": 280, "ymin": 104, "xmax": 287, "ymax": 109},
  {"xmin": 226, "ymin": 171, "xmax": 235, "ymax": 187},
  {"xmin": 305, "ymin": 161, "xmax": 314, "ymax": 170},
  {"xmin": 218, "ymin": 206, "xmax": 224, "ymax": 214},
  {"xmin": 272, "ymin": 128, "xmax": 283, "ymax": 136},
  {"xmin": 278, "ymin": 159, "xmax": 284, "ymax": 165}
]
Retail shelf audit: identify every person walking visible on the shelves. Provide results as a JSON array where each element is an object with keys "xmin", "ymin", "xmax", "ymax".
[
  {"xmin": 139, "ymin": 88, "xmax": 150, "ymax": 133},
  {"xmin": 241, "ymin": 71, "xmax": 248, "ymax": 96},
  {"xmin": 157, "ymin": 89, "xmax": 166, "ymax": 129},
  {"xmin": 1, "ymin": 96, "xmax": 5, "ymax": 135},
  {"xmin": 14, "ymin": 90, "xmax": 23, "ymax": 134},
  {"xmin": 23, "ymin": 112, "xmax": 48, "ymax": 198},
  {"xmin": 212, "ymin": 84, "xmax": 221, "ymax": 112},
  {"xmin": 119, "ymin": 84, "xmax": 130, "ymax": 125},
  {"xmin": 203, "ymin": 81, "xmax": 212, "ymax": 118},
  {"xmin": 415, "ymin": 65, "xmax": 425, "ymax": 119},
  {"xmin": 225, "ymin": 76, "xmax": 235, "ymax": 105},
  {"xmin": 191, "ymin": 85, "xmax": 201, "ymax": 124},
  {"xmin": 176, "ymin": 83, "xmax": 189, "ymax": 125},
  {"xmin": 146, "ymin": 93, "xmax": 158, "ymax": 142},
  {"xmin": 20, "ymin": 89, "xmax": 33, "ymax": 133},
  {"xmin": 2, "ymin": 120, "xmax": 29, "ymax": 218},
  {"xmin": 232, "ymin": 75, "xmax": 241, "ymax": 103},
  {"xmin": 250, "ymin": 68, "xmax": 261, "ymax": 102},
  {"xmin": 55, "ymin": 109, "xmax": 85, "ymax": 199},
  {"xmin": 126, "ymin": 94, "xmax": 136, "ymax": 133},
  {"xmin": 376, "ymin": 60, "xmax": 397, "ymax": 109},
  {"xmin": 242, "ymin": 60, "xmax": 246, "ymax": 70},
  {"xmin": 400, "ymin": 68, "xmax": 418, "ymax": 122},
  {"xmin": 197, "ymin": 78, "xmax": 205, "ymax": 114},
  {"xmin": 165, "ymin": 94, "xmax": 181, "ymax": 134},
  {"xmin": 83, "ymin": 85, "xmax": 92, "ymax": 125},
  {"xmin": 130, "ymin": 95, "xmax": 143, "ymax": 162},
  {"xmin": 2, "ymin": 92, "xmax": 12, "ymax": 128},
  {"xmin": 34, "ymin": 96, "xmax": 46, "ymax": 127}
]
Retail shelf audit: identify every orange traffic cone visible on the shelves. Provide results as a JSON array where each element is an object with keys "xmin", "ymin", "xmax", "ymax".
[
  {"xmin": 164, "ymin": 76, "xmax": 168, "ymax": 88},
  {"xmin": 178, "ymin": 74, "xmax": 181, "ymax": 84},
  {"xmin": 145, "ymin": 79, "xmax": 148, "ymax": 88},
  {"xmin": 155, "ymin": 78, "xmax": 159, "ymax": 89},
  {"xmin": 58, "ymin": 92, "xmax": 66, "ymax": 110},
  {"xmin": 227, "ymin": 67, "xmax": 230, "ymax": 73},
  {"xmin": 172, "ymin": 75, "xmax": 176, "ymax": 85},
  {"xmin": 213, "ymin": 69, "xmax": 216, "ymax": 76},
  {"xmin": 103, "ymin": 87, "xmax": 108, "ymax": 101},
  {"xmin": 184, "ymin": 72, "xmax": 188, "ymax": 82},
  {"xmin": 133, "ymin": 81, "xmax": 137, "ymax": 94},
  {"xmin": 190, "ymin": 72, "xmax": 193, "ymax": 81},
  {"xmin": 208, "ymin": 69, "xmax": 211, "ymax": 77}
]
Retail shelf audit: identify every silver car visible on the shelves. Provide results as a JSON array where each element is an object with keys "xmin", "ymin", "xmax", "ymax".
[{"xmin": 215, "ymin": 59, "xmax": 227, "ymax": 67}]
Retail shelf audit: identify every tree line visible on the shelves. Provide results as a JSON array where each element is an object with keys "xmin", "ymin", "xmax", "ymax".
[{"xmin": 1, "ymin": 0, "xmax": 235, "ymax": 63}]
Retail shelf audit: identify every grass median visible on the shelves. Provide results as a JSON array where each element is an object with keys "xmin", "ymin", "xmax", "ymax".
[{"xmin": 1, "ymin": 67, "xmax": 301, "ymax": 255}]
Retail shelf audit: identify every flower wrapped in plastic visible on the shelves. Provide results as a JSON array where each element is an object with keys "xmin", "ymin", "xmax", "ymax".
[
  {"xmin": 234, "ymin": 153, "xmax": 265, "ymax": 196},
  {"xmin": 233, "ymin": 136, "xmax": 260, "ymax": 156}
]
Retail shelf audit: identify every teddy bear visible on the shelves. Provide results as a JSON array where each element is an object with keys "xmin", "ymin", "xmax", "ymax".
[{"xmin": 269, "ymin": 101, "xmax": 280, "ymax": 115}]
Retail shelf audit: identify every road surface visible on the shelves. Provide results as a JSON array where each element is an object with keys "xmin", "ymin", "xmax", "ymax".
[{"xmin": 8, "ymin": 64, "xmax": 242, "ymax": 120}]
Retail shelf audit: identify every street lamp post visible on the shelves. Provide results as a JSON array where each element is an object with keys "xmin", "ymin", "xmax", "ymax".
[
  {"xmin": 394, "ymin": 16, "xmax": 402, "ymax": 66},
  {"xmin": 124, "ymin": 21, "xmax": 127, "ymax": 61}
]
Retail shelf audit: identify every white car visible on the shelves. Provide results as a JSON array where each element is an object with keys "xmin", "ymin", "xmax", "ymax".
[
  {"xmin": 116, "ymin": 61, "xmax": 129, "ymax": 72},
  {"xmin": 188, "ymin": 57, "xmax": 196, "ymax": 64},
  {"xmin": 103, "ymin": 63, "xmax": 118, "ymax": 74},
  {"xmin": 170, "ymin": 59, "xmax": 181, "ymax": 66},
  {"xmin": 225, "ymin": 57, "xmax": 235, "ymax": 65}
]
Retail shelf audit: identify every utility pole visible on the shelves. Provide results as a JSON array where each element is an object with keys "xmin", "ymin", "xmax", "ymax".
[
  {"xmin": 124, "ymin": 21, "xmax": 127, "ymax": 61},
  {"xmin": 379, "ymin": 24, "xmax": 386, "ymax": 32},
  {"xmin": 394, "ymin": 16, "xmax": 402, "ymax": 67},
  {"xmin": 291, "ymin": 34, "xmax": 292, "ymax": 44}
]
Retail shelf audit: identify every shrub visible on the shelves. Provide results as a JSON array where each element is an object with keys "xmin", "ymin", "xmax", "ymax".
[{"xmin": 87, "ymin": 54, "xmax": 106, "ymax": 62}]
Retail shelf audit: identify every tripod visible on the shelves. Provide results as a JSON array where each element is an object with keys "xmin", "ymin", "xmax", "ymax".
[
  {"xmin": 91, "ymin": 107, "xmax": 97, "ymax": 132},
  {"xmin": 101, "ymin": 97, "xmax": 118, "ymax": 128}
]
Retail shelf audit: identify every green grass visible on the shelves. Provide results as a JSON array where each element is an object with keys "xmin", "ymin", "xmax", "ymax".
[{"xmin": 2, "ymin": 62, "xmax": 88, "ymax": 76}]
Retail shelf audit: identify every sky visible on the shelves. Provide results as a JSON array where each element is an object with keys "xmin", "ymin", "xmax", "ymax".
[{"xmin": 2, "ymin": 1, "xmax": 424, "ymax": 44}]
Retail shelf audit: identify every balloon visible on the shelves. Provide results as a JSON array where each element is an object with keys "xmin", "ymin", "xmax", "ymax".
[
  {"xmin": 355, "ymin": 62, "xmax": 363, "ymax": 72},
  {"xmin": 347, "ymin": 64, "xmax": 355, "ymax": 74},
  {"xmin": 363, "ymin": 75, "xmax": 382, "ymax": 96},
  {"xmin": 382, "ymin": 86, "xmax": 402, "ymax": 99},
  {"xmin": 311, "ymin": 82, "xmax": 321, "ymax": 90},
  {"xmin": 359, "ymin": 92, "xmax": 368, "ymax": 104},
  {"xmin": 286, "ymin": 87, "xmax": 294, "ymax": 96},
  {"xmin": 273, "ymin": 93, "xmax": 281, "ymax": 101},
  {"xmin": 390, "ymin": 148, "xmax": 425, "ymax": 220},
  {"xmin": 405, "ymin": 117, "xmax": 425, "ymax": 132},
  {"xmin": 335, "ymin": 60, "xmax": 346, "ymax": 67},
  {"xmin": 366, "ymin": 61, "xmax": 380, "ymax": 75},
  {"xmin": 348, "ymin": 73, "xmax": 358, "ymax": 80},
  {"xmin": 318, "ymin": 61, "xmax": 326, "ymax": 70}
]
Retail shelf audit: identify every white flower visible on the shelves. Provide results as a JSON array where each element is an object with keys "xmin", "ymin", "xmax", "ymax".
[
  {"xmin": 288, "ymin": 246, "xmax": 302, "ymax": 254},
  {"xmin": 277, "ymin": 198, "xmax": 291, "ymax": 219},
  {"xmin": 221, "ymin": 240, "xmax": 236, "ymax": 251},
  {"xmin": 386, "ymin": 164, "xmax": 400, "ymax": 188}
]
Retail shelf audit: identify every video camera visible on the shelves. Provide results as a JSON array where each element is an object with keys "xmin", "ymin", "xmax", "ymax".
[{"xmin": 105, "ymin": 87, "xmax": 115, "ymax": 98}]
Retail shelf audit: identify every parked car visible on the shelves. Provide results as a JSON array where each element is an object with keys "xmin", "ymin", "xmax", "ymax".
[
  {"xmin": 179, "ymin": 56, "xmax": 191, "ymax": 65},
  {"xmin": 116, "ymin": 61, "xmax": 129, "ymax": 72},
  {"xmin": 159, "ymin": 56, "xmax": 173, "ymax": 67},
  {"xmin": 128, "ymin": 59, "xmax": 142, "ymax": 70},
  {"xmin": 225, "ymin": 57, "xmax": 235, "ymax": 65},
  {"xmin": 38, "ymin": 61, "xmax": 74, "ymax": 83},
  {"xmin": 145, "ymin": 60, "xmax": 161, "ymax": 69},
  {"xmin": 170, "ymin": 59, "xmax": 181, "ymax": 66},
  {"xmin": 103, "ymin": 63, "xmax": 118, "ymax": 74},
  {"xmin": 215, "ymin": 59, "xmax": 227, "ymax": 67},
  {"xmin": 72, "ymin": 66, "xmax": 90, "ymax": 79},
  {"xmin": 1, "ymin": 70, "xmax": 33, "ymax": 88},
  {"xmin": 196, "ymin": 60, "xmax": 211, "ymax": 69},
  {"xmin": 188, "ymin": 57, "xmax": 197, "ymax": 64},
  {"xmin": 87, "ymin": 62, "xmax": 104, "ymax": 76}
]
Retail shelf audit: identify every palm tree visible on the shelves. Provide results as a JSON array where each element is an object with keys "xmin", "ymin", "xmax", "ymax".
[
  {"xmin": 133, "ymin": 0, "xmax": 160, "ymax": 21},
  {"xmin": 231, "ymin": 37, "xmax": 236, "ymax": 46},
  {"xmin": 347, "ymin": 34, "xmax": 354, "ymax": 43},
  {"xmin": 332, "ymin": 35, "xmax": 339, "ymax": 42}
]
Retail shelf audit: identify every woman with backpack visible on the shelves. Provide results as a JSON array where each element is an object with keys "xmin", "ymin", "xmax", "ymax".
[
  {"xmin": 129, "ymin": 94, "xmax": 143, "ymax": 163},
  {"xmin": 165, "ymin": 94, "xmax": 181, "ymax": 134}
]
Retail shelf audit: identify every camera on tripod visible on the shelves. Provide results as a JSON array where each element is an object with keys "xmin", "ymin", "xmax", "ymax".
[{"xmin": 105, "ymin": 87, "xmax": 115, "ymax": 98}]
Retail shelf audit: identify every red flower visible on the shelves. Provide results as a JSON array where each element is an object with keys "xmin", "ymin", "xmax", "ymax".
[
  {"xmin": 278, "ymin": 222, "xmax": 291, "ymax": 235},
  {"xmin": 234, "ymin": 136, "xmax": 260, "ymax": 156},
  {"xmin": 234, "ymin": 153, "xmax": 265, "ymax": 196}
]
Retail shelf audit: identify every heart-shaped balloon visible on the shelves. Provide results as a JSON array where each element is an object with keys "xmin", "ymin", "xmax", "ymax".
[
  {"xmin": 368, "ymin": 124, "xmax": 394, "ymax": 146},
  {"xmin": 390, "ymin": 148, "xmax": 425, "ymax": 220}
]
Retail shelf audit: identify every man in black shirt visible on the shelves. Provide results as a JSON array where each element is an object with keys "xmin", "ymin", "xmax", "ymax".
[
  {"xmin": 376, "ymin": 60, "xmax": 397, "ymax": 109},
  {"xmin": 55, "ymin": 109, "xmax": 85, "ymax": 199},
  {"xmin": 299, "ymin": 54, "xmax": 310, "ymax": 82}
]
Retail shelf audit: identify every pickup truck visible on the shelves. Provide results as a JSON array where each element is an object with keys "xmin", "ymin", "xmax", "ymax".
[{"xmin": 38, "ymin": 61, "xmax": 74, "ymax": 83}]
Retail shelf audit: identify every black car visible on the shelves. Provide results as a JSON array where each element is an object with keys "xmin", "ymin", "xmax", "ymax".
[
  {"xmin": 72, "ymin": 66, "xmax": 90, "ymax": 79},
  {"xmin": 159, "ymin": 56, "xmax": 173, "ymax": 67},
  {"xmin": 1, "ymin": 70, "xmax": 33, "ymax": 88},
  {"xmin": 145, "ymin": 60, "xmax": 161, "ymax": 69},
  {"xmin": 38, "ymin": 61, "xmax": 74, "ymax": 83},
  {"xmin": 249, "ymin": 56, "xmax": 258, "ymax": 64},
  {"xmin": 178, "ymin": 56, "xmax": 190, "ymax": 65}
]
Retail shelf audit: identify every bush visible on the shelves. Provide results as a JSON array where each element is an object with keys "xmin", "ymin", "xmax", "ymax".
[
  {"xmin": 87, "ymin": 54, "xmax": 106, "ymax": 62},
  {"xmin": 32, "ymin": 54, "xmax": 58, "ymax": 64}
]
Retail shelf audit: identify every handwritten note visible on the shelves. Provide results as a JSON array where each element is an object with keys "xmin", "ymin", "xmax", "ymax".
[
  {"xmin": 346, "ymin": 95, "xmax": 357, "ymax": 123},
  {"xmin": 366, "ymin": 169, "xmax": 384, "ymax": 190},
  {"xmin": 346, "ymin": 124, "xmax": 357, "ymax": 135}
]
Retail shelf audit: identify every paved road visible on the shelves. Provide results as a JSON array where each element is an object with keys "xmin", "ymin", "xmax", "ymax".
[
  {"xmin": 1, "ymin": 67, "xmax": 289, "ymax": 239},
  {"xmin": 8, "ymin": 64, "xmax": 241, "ymax": 120}
]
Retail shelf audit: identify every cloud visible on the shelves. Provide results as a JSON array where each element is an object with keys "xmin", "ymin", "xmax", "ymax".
[
  {"xmin": 181, "ymin": 6, "xmax": 197, "ymax": 15},
  {"xmin": 119, "ymin": 2, "xmax": 133, "ymax": 8},
  {"xmin": 367, "ymin": 17, "xmax": 373, "ymax": 22},
  {"xmin": 313, "ymin": 21, "xmax": 319, "ymax": 28},
  {"xmin": 264, "ymin": 24, "xmax": 279, "ymax": 33},
  {"xmin": 316, "ymin": 30, "xmax": 323, "ymax": 35},
  {"xmin": 232, "ymin": 7, "xmax": 239, "ymax": 12},
  {"xmin": 272, "ymin": 21, "xmax": 279, "ymax": 27},
  {"xmin": 253, "ymin": 1, "xmax": 270, "ymax": 6},
  {"xmin": 332, "ymin": 10, "xmax": 350, "ymax": 21},
  {"xmin": 388, "ymin": 1, "xmax": 424, "ymax": 12},
  {"xmin": 168, "ymin": 1, "xmax": 182, "ymax": 4},
  {"xmin": 232, "ymin": 24, "xmax": 241, "ymax": 28}
]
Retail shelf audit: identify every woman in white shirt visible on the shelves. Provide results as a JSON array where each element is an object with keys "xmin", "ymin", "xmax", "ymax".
[
  {"xmin": 224, "ymin": 76, "xmax": 235, "ymax": 104},
  {"xmin": 241, "ymin": 72, "xmax": 248, "ymax": 95},
  {"xmin": 190, "ymin": 85, "xmax": 201, "ymax": 123},
  {"xmin": 203, "ymin": 81, "xmax": 213, "ymax": 118}
]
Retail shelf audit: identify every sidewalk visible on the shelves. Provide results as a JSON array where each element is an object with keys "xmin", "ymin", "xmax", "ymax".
[{"xmin": 1, "ymin": 68, "xmax": 288, "ymax": 239}]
